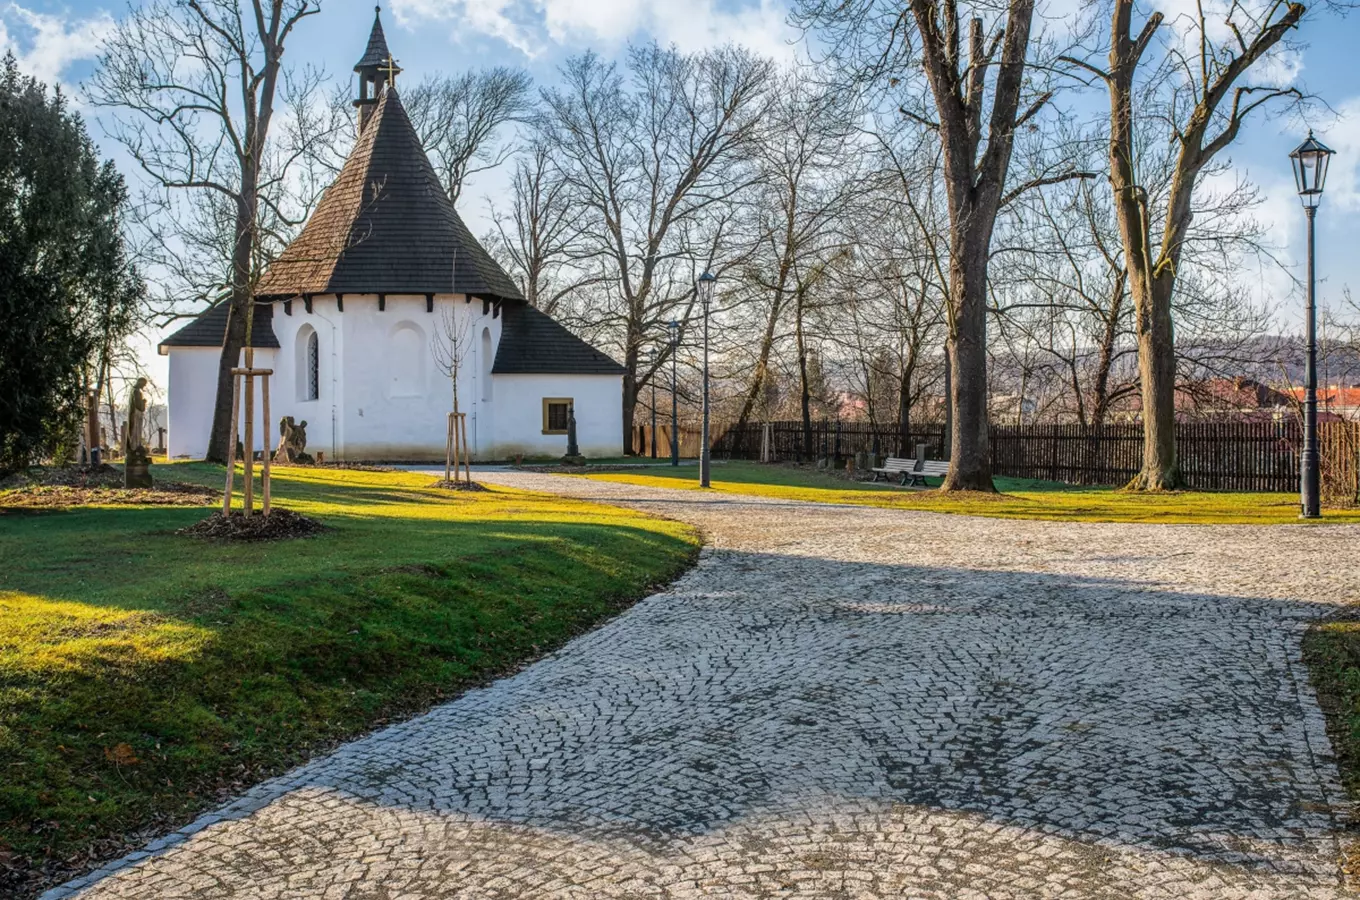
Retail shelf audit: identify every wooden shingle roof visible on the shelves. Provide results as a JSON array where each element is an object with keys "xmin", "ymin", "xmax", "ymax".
[
  {"xmin": 493, "ymin": 303, "xmax": 626, "ymax": 376},
  {"xmin": 158, "ymin": 301, "xmax": 280, "ymax": 352},
  {"xmin": 255, "ymin": 87, "xmax": 523, "ymax": 301},
  {"xmin": 355, "ymin": 7, "xmax": 394, "ymax": 71}
]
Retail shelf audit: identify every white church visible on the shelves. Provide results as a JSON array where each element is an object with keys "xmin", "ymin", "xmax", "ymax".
[{"xmin": 160, "ymin": 12, "xmax": 625, "ymax": 461}]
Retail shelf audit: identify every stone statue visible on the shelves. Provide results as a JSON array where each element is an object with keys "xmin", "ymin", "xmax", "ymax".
[
  {"xmin": 123, "ymin": 377, "xmax": 153, "ymax": 488},
  {"xmin": 273, "ymin": 416, "xmax": 314, "ymax": 464},
  {"xmin": 561, "ymin": 404, "xmax": 584, "ymax": 466}
]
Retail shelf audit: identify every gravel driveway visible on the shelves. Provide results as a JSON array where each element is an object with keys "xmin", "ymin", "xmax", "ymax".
[{"xmin": 47, "ymin": 472, "xmax": 1359, "ymax": 899}]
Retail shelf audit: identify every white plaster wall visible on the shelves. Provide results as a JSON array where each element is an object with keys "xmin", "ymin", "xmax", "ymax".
[
  {"xmin": 489, "ymin": 374, "xmax": 624, "ymax": 459},
  {"xmin": 168, "ymin": 296, "xmax": 620, "ymax": 461},
  {"xmin": 269, "ymin": 294, "xmax": 499, "ymax": 461},
  {"xmin": 269, "ymin": 299, "xmax": 343, "ymax": 460},
  {"xmin": 165, "ymin": 346, "xmax": 275, "ymax": 459}
]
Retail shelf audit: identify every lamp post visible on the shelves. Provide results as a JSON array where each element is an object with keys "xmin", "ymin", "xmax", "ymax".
[
  {"xmin": 698, "ymin": 271, "xmax": 717, "ymax": 488},
  {"xmin": 1290, "ymin": 131, "xmax": 1334, "ymax": 519},
  {"xmin": 668, "ymin": 320, "xmax": 679, "ymax": 467},
  {"xmin": 648, "ymin": 348, "xmax": 658, "ymax": 459}
]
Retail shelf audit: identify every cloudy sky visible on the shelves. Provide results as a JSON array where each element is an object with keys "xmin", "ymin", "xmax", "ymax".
[{"xmin": 2, "ymin": 0, "xmax": 1358, "ymax": 388}]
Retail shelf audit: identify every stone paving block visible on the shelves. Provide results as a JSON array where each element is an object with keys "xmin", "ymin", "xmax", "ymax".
[{"xmin": 42, "ymin": 473, "xmax": 1360, "ymax": 899}]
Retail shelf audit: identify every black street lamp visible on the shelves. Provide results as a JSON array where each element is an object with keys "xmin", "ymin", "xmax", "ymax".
[
  {"xmin": 1290, "ymin": 130, "xmax": 1334, "ymax": 519},
  {"xmin": 698, "ymin": 271, "xmax": 717, "ymax": 488},
  {"xmin": 668, "ymin": 320, "xmax": 679, "ymax": 467},
  {"xmin": 647, "ymin": 347, "xmax": 658, "ymax": 459}
]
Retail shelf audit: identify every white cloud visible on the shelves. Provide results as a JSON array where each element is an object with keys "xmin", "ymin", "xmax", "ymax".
[
  {"xmin": 391, "ymin": 0, "xmax": 797, "ymax": 61},
  {"xmin": 1147, "ymin": 0, "xmax": 1304, "ymax": 89},
  {"xmin": 0, "ymin": 3, "xmax": 114, "ymax": 90},
  {"xmin": 1312, "ymin": 97, "xmax": 1360, "ymax": 213}
]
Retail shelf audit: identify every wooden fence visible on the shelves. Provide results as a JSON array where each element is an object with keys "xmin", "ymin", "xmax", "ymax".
[
  {"xmin": 1321, "ymin": 423, "xmax": 1360, "ymax": 508},
  {"xmin": 634, "ymin": 423, "xmax": 720, "ymax": 460},
  {"xmin": 987, "ymin": 422, "xmax": 1302, "ymax": 491},
  {"xmin": 710, "ymin": 419, "xmax": 945, "ymax": 464},
  {"xmin": 707, "ymin": 418, "xmax": 1360, "ymax": 495}
]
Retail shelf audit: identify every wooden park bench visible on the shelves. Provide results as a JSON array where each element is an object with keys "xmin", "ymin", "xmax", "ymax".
[{"xmin": 870, "ymin": 444, "xmax": 950, "ymax": 487}]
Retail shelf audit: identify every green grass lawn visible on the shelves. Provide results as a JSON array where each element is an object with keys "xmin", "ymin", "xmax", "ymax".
[
  {"xmin": 1302, "ymin": 617, "xmax": 1360, "ymax": 879},
  {"xmin": 1304, "ymin": 620, "xmax": 1360, "ymax": 795},
  {"xmin": 577, "ymin": 460, "xmax": 1360, "ymax": 525},
  {"xmin": 0, "ymin": 464, "xmax": 698, "ymax": 893}
]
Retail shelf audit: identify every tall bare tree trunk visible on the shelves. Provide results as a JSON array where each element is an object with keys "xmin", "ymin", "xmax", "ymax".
[
  {"xmin": 207, "ymin": 153, "xmax": 261, "ymax": 463},
  {"xmin": 897, "ymin": 366, "xmax": 913, "ymax": 456},
  {"xmin": 908, "ymin": 0, "xmax": 1039, "ymax": 492},
  {"xmin": 1129, "ymin": 276, "xmax": 1178, "ymax": 487},
  {"xmin": 1106, "ymin": 3, "xmax": 1181, "ymax": 489},
  {"xmin": 944, "ymin": 225, "xmax": 994, "ymax": 487},
  {"xmin": 1093, "ymin": 0, "xmax": 1303, "ymax": 489},
  {"xmin": 796, "ymin": 291, "xmax": 813, "ymax": 461},
  {"xmin": 622, "ymin": 339, "xmax": 639, "ymax": 454},
  {"xmin": 734, "ymin": 328, "xmax": 776, "ymax": 450},
  {"xmin": 1088, "ymin": 272, "xmax": 1126, "ymax": 430}
]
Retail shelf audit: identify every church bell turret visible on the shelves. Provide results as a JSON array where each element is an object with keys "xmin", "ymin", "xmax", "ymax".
[{"xmin": 354, "ymin": 6, "xmax": 401, "ymax": 134}]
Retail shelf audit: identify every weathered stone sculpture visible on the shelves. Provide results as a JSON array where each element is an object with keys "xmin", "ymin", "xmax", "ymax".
[
  {"xmin": 561, "ymin": 404, "xmax": 585, "ymax": 466},
  {"xmin": 123, "ymin": 377, "xmax": 153, "ymax": 488},
  {"xmin": 273, "ymin": 416, "xmax": 314, "ymax": 464}
]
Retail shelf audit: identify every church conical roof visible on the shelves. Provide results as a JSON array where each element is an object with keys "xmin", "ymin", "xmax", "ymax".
[
  {"xmin": 255, "ymin": 87, "xmax": 523, "ymax": 301},
  {"xmin": 355, "ymin": 7, "xmax": 395, "ymax": 71}
]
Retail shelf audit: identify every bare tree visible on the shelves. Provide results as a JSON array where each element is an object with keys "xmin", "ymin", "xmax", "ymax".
[
  {"xmin": 486, "ymin": 139, "xmax": 600, "ymax": 314},
  {"xmin": 1067, "ymin": 0, "xmax": 1309, "ymax": 488},
  {"xmin": 406, "ymin": 67, "xmax": 534, "ymax": 204},
  {"xmin": 541, "ymin": 43, "xmax": 774, "ymax": 451},
  {"xmin": 797, "ymin": 0, "xmax": 1056, "ymax": 491},
  {"xmin": 88, "ymin": 0, "xmax": 325, "ymax": 463},
  {"xmin": 996, "ymin": 173, "xmax": 1138, "ymax": 427},
  {"xmin": 728, "ymin": 68, "xmax": 861, "ymax": 454},
  {"xmin": 862, "ymin": 122, "xmax": 953, "ymax": 450},
  {"xmin": 431, "ymin": 304, "xmax": 474, "ymax": 483}
]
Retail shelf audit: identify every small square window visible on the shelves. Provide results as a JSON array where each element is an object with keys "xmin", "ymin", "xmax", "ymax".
[{"xmin": 542, "ymin": 398, "xmax": 572, "ymax": 434}]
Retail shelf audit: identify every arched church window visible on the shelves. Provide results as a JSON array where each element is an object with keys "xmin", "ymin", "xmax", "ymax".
[
  {"xmin": 307, "ymin": 332, "xmax": 320, "ymax": 401},
  {"xmin": 297, "ymin": 325, "xmax": 319, "ymax": 402}
]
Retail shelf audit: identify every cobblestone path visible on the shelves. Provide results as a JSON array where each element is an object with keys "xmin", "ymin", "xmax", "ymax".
[{"xmin": 49, "ymin": 473, "xmax": 1359, "ymax": 899}]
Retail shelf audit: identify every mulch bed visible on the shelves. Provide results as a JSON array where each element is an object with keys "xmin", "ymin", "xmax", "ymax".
[
  {"xmin": 429, "ymin": 479, "xmax": 489, "ymax": 492},
  {"xmin": 0, "ymin": 463, "xmax": 125, "ymax": 490},
  {"xmin": 0, "ymin": 483, "xmax": 220, "ymax": 510},
  {"xmin": 177, "ymin": 508, "xmax": 329, "ymax": 542}
]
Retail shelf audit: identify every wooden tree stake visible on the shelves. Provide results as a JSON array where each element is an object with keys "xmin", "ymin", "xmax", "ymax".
[
  {"xmin": 220, "ymin": 347, "xmax": 275, "ymax": 519},
  {"xmin": 446, "ymin": 413, "xmax": 455, "ymax": 483},
  {"xmin": 243, "ymin": 349, "xmax": 255, "ymax": 517},
  {"xmin": 460, "ymin": 414, "xmax": 471, "ymax": 484},
  {"xmin": 261, "ymin": 371, "xmax": 272, "ymax": 515},
  {"xmin": 223, "ymin": 372, "xmax": 240, "ymax": 516}
]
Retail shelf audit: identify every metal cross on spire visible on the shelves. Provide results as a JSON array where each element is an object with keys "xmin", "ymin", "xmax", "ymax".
[{"xmin": 379, "ymin": 53, "xmax": 399, "ymax": 88}]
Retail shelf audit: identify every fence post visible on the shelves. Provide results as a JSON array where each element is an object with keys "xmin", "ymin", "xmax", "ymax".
[{"xmin": 1048, "ymin": 425, "xmax": 1059, "ymax": 482}]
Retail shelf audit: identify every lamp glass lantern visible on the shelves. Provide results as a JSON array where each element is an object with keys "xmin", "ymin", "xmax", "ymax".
[{"xmin": 1290, "ymin": 131, "xmax": 1334, "ymax": 209}]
